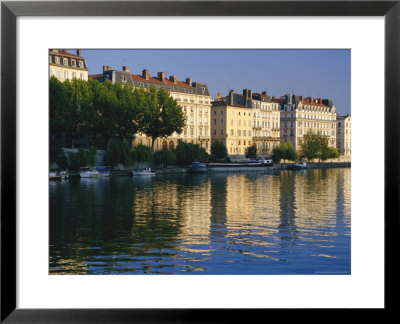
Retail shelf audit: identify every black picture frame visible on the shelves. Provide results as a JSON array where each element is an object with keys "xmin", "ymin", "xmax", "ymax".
[{"xmin": 1, "ymin": 0, "xmax": 398, "ymax": 322}]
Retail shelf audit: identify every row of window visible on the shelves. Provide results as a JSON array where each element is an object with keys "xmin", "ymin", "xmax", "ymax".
[
  {"xmin": 50, "ymin": 69, "xmax": 85, "ymax": 80},
  {"xmin": 50, "ymin": 55, "xmax": 84, "ymax": 68}
]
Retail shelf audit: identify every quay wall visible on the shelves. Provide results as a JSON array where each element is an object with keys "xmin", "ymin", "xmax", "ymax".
[{"xmin": 154, "ymin": 162, "xmax": 351, "ymax": 174}]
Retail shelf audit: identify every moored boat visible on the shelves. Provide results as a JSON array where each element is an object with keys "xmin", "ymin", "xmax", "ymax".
[
  {"xmin": 292, "ymin": 162, "xmax": 307, "ymax": 170},
  {"xmin": 132, "ymin": 168, "xmax": 155, "ymax": 176},
  {"xmin": 191, "ymin": 161, "xmax": 208, "ymax": 173},
  {"xmin": 49, "ymin": 170, "xmax": 69, "ymax": 181}
]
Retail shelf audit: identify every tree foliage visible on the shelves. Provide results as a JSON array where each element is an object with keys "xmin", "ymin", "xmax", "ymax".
[
  {"xmin": 105, "ymin": 141, "xmax": 132, "ymax": 168},
  {"xmin": 174, "ymin": 140, "xmax": 208, "ymax": 165},
  {"xmin": 153, "ymin": 149, "xmax": 177, "ymax": 168},
  {"xmin": 272, "ymin": 142, "xmax": 297, "ymax": 163},
  {"xmin": 132, "ymin": 144, "xmax": 153, "ymax": 169},
  {"xmin": 299, "ymin": 130, "xmax": 339, "ymax": 162},
  {"xmin": 211, "ymin": 141, "xmax": 228, "ymax": 160},
  {"xmin": 136, "ymin": 87, "xmax": 186, "ymax": 148},
  {"xmin": 245, "ymin": 145, "xmax": 257, "ymax": 159},
  {"xmin": 70, "ymin": 147, "xmax": 97, "ymax": 170}
]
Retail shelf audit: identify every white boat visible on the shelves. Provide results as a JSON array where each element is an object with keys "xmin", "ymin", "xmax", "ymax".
[
  {"xmin": 191, "ymin": 161, "xmax": 208, "ymax": 173},
  {"xmin": 132, "ymin": 168, "xmax": 155, "ymax": 176},
  {"xmin": 79, "ymin": 168, "xmax": 100, "ymax": 178},
  {"xmin": 49, "ymin": 170, "xmax": 69, "ymax": 180},
  {"xmin": 292, "ymin": 162, "xmax": 307, "ymax": 170},
  {"xmin": 79, "ymin": 167, "xmax": 110, "ymax": 178}
]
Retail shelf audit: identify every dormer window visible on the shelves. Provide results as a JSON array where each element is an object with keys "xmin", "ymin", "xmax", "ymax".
[
  {"xmin": 71, "ymin": 59, "xmax": 76, "ymax": 67},
  {"xmin": 55, "ymin": 57, "xmax": 60, "ymax": 64},
  {"xmin": 63, "ymin": 58, "xmax": 68, "ymax": 65},
  {"xmin": 121, "ymin": 75, "xmax": 127, "ymax": 82},
  {"xmin": 79, "ymin": 61, "xmax": 84, "ymax": 68}
]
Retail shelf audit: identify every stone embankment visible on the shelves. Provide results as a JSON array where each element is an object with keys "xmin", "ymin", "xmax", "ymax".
[{"xmin": 154, "ymin": 162, "xmax": 350, "ymax": 174}]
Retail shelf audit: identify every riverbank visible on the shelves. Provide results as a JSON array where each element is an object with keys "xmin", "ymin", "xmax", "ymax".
[
  {"xmin": 63, "ymin": 162, "xmax": 350, "ymax": 178},
  {"xmin": 154, "ymin": 161, "xmax": 351, "ymax": 174}
]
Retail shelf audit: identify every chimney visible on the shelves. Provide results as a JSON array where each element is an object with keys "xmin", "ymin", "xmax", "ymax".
[
  {"xmin": 142, "ymin": 69, "xmax": 150, "ymax": 80},
  {"xmin": 103, "ymin": 65, "xmax": 111, "ymax": 72},
  {"xmin": 122, "ymin": 66, "xmax": 130, "ymax": 73},
  {"xmin": 243, "ymin": 89, "xmax": 248, "ymax": 107},
  {"xmin": 76, "ymin": 49, "xmax": 81, "ymax": 57},
  {"xmin": 186, "ymin": 77, "xmax": 192, "ymax": 86},
  {"xmin": 229, "ymin": 90, "xmax": 234, "ymax": 105},
  {"xmin": 169, "ymin": 75, "xmax": 177, "ymax": 84},
  {"xmin": 318, "ymin": 98, "xmax": 322, "ymax": 104},
  {"xmin": 272, "ymin": 96, "xmax": 277, "ymax": 101},
  {"xmin": 300, "ymin": 95, "xmax": 303, "ymax": 101},
  {"xmin": 158, "ymin": 72, "xmax": 165, "ymax": 82},
  {"xmin": 247, "ymin": 89, "xmax": 252, "ymax": 99}
]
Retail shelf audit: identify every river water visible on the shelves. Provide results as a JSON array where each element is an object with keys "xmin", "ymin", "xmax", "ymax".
[{"xmin": 49, "ymin": 168, "xmax": 351, "ymax": 275}]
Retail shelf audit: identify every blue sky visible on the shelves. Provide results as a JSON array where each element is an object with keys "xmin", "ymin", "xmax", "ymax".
[{"xmin": 80, "ymin": 49, "xmax": 350, "ymax": 115}]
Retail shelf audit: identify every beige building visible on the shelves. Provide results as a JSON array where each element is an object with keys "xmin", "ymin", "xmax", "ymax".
[
  {"xmin": 49, "ymin": 49, "xmax": 89, "ymax": 81},
  {"xmin": 212, "ymin": 89, "xmax": 280, "ymax": 156},
  {"xmin": 90, "ymin": 66, "xmax": 212, "ymax": 152},
  {"xmin": 211, "ymin": 92, "xmax": 253, "ymax": 156},
  {"xmin": 336, "ymin": 115, "xmax": 351, "ymax": 156},
  {"xmin": 275, "ymin": 94, "xmax": 337, "ymax": 151}
]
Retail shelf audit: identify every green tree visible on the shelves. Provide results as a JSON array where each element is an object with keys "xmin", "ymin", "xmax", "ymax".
[
  {"xmin": 272, "ymin": 142, "xmax": 297, "ymax": 163},
  {"xmin": 113, "ymin": 83, "xmax": 139, "ymax": 143},
  {"xmin": 70, "ymin": 147, "xmax": 97, "ymax": 170},
  {"xmin": 299, "ymin": 130, "xmax": 321, "ymax": 161},
  {"xmin": 245, "ymin": 145, "xmax": 257, "ymax": 159},
  {"xmin": 105, "ymin": 141, "xmax": 132, "ymax": 168},
  {"xmin": 49, "ymin": 77, "xmax": 81, "ymax": 148},
  {"xmin": 211, "ymin": 141, "xmax": 228, "ymax": 160},
  {"xmin": 299, "ymin": 130, "xmax": 336, "ymax": 162},
  {"xmin": 174, "ymin": 140, "xmax": 208, "ymax": 165},
  {"xmin": 153, "ymin": 149, "xmax": 177, "ymax": 168},
  {"xmin": 136, "ymin": 87, "xmax": 186, "ymax": 149},
  {"xmin": 132, "ymin": 144, "xmax": 153, "ymax": 169}
]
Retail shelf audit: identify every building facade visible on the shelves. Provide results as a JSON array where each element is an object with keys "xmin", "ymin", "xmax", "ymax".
[
  {"xmin": 90, "ymin": 66, "xmax": 212, "ymax": 152},
  {"xmin": 211, "ymin": 94, "xmax": 253, "ymax": 156},
  {"xmin": 49, "ymin": 49, "xmax": 89, "ymax": 81},
  {"xmin": 336, "ymin": 115, "xmax": 351, "ymax": 156},
  {"xmin": 212, "ymin": 89, "xmax": 280, "ymax": 156},
  {"xmin": 275, "ymin": 94, "xmax": 337, "ymax": 151}
]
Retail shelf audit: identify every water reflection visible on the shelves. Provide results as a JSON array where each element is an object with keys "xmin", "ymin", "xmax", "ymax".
[{"xmin": 50, "ymin": 168, "xmax": 351, "ymax": 274}]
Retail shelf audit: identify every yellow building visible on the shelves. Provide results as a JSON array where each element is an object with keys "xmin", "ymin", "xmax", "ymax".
[
  {"xmin": 276, "ymin": 94, "xmax": 337, "ymax": 151},
  {"xmin": 211, "ymin": 91, "xmax": 253, "ymax": 156},
  {"xmin": 49, "ymin": 49, "xmax": 89, "ymax": 81},
  {"xmin": 336, "ymin": 114, "xmax": 351, "ymax": 156},
  {"xmin": 89, "ymin": 66, "xmax": 212, "ymax": 152},
  {"xmin": 212, "ymin": 89, "xmax": 280, "ymax": 156}
]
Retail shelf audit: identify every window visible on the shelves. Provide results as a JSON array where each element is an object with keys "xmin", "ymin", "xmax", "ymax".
[
  {"xmin": 220, "ymin": 119, "xmax": 223, "ymax": 125},
  {"xmin": 213, "ymin": 129, "xmax": 216, "ymax": 135},
  {"xmin": 80, "ymin": 73, "xmax": 84, "ymax": 80},
  {"xmin": 64, "ymin": 71, "xmax": 68, "ymax": 79},
  {"xmin": 230, "ymin": 130, "xmax": 234, "ymax": 136},
  {"xmin": 72, "ymin": 72, "xmax": 76, "ymax": 79},
  {"xmin": 214, "ymin": 119, "xmax": 216, "ymax": 125},
  {"xmin": 63, "ymin": 58, "xmax": 68, "ymax": 65},
  {"xmin": 79, "ymin": 61, "xmax": 84, "ymax": 68},
  {"xmin": 238, "ymin": 130, "xmax": 241, "ymax": 136},
  {"xmin": 55, "ymin": 57, "xmax": 60, "ymax": 64},
  {"xmin": 214, "ymin": 110, "xmax": 216, "ymax": 115},
  {"xmin": 71, "ymin": 59, "xmax": 76, "ymax": 67},
  {"xmin": 220, "ymin": 129, "xmax": 224, "ymax": 135}
]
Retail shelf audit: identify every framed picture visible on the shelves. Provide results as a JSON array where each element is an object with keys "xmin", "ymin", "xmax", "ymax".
[{"xmin": 1, "ymin": 0, "xmax": 398, "ymax": 321}]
